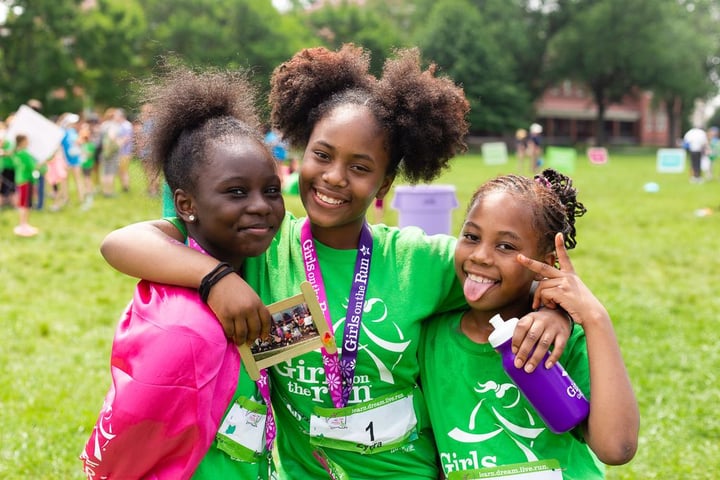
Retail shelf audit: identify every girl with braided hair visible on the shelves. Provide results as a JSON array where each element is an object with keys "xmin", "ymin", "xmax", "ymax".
[
  {"xmin": 99, "ymin": 45, "xmax": 573, "ymax": 478},
  {"xmin": 420, "ymin": 169, "xmax": 639, "ymax": 479}
]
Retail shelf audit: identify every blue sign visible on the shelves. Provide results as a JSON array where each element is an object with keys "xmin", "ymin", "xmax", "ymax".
[{"xmin": 656, "ymin": 148, "xmax": 686, "ymax": 173}]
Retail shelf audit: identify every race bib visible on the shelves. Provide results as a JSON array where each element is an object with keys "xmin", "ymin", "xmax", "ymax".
[
  {"xmin": 215, "ymin": 396, "xmax": 267, "ymax": 462},
  {"xmin": 447, "ymin": 459, "xmax": 563, "ymax": 480},
  {"xmin": 309, "ymin": 388, "xmax": 418, "ymax": 454}
]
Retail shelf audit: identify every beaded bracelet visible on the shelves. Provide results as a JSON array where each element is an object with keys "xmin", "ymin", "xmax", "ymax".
[{"xmin": 199, "ymin": 262, "xmax": 236, "ymax": 304}]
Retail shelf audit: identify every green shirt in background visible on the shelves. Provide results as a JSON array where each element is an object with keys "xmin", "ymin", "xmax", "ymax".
[
  {"xmin": 2, "ymin": 138, "xmax": 16, "ymax": 170},
  {"xmin": 81, "ymin": 141, "xmax": 96, "ymax": 170},
  {"xmin": 12, "ymin": 148, "xmax": 36, "ymax": 185}
]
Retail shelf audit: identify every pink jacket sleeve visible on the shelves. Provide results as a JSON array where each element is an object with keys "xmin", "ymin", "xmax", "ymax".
[{"xmin": 80, "ymin": 281, "xmax": 240, "ymax": 480}]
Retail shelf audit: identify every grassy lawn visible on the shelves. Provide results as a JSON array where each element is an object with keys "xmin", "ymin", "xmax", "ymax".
[{"xmin": 1, "ymin": 151, "xmax": 718, "ymax": 478}]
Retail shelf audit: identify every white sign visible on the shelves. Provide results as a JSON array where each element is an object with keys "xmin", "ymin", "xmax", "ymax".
[
  {"xmin": 5, "ymin": 105, "xmax": 65, "ymax": 163},
  {"xmin": 482, "ymin": 142, "xmax": 509, "ymax": 165}
]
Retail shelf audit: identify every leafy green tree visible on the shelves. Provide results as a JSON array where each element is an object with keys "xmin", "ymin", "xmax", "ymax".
[
  {"xmin": 648, "ymin": 0, "xmax": 719, "ymax": 145},
  {"xmin": 415, "ymin": 0, "xmax": 532, "ymax": 134},
  {"xmin": 140, "ymin": 0, "xmax": 309, "ymax": 109},
  {"xmin": 74, "ymin": 0, "xmax": 148, "ymax": 113},
  {"xmin": 301, "ymin": 0, "xmax": 405, "ymax": 76},
  {"xmin": 0, "ymin": 0, "xmax": 82, "ymax": 116},
  {"xmin": 544, "ymin": 0, "xmax": 676, "ymax": 145}
]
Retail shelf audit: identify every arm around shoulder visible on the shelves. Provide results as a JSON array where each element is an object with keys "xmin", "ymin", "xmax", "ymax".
[{"xmin": 100, "ymin": 219, "xmax": 217, "ymax": 288}]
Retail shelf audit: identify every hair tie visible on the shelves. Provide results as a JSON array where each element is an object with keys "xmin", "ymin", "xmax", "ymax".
[{"xmin": 534, "ymin": 175, "xmax": 551, "ymax": 189}]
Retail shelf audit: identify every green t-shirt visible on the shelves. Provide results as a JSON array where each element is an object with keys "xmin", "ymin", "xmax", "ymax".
[
  {"xmin": 81, "ymin": 141, "xmax": 96, "ymax": 169},
  {"xmin": 1, "ymin": 138, "xmax": 15, "ymax": 170},
  {"xmin": 12, "ymin": 149, "xmax": 36, "ymax": 184},
  {"xmin": 243, "ymin": 212, "xmax": 465, "ymax": 479},
  {"xmin": 191, "ymin": 371, "xmax": 271, "ymax": 480},
  {"xmin": 419, "ymin": 311, "xmax": 604, "ymax": 480}
]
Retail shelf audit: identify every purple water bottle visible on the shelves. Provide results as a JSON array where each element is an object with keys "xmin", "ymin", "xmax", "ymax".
[{"xmin": 488, "ymin": 314, "xmax": 589, "ymax": 434}]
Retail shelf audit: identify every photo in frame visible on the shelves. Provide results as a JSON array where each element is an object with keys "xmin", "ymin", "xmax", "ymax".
[{"xmin": 238, "ymin": 281, "xmax": 337, "ymax": 380}]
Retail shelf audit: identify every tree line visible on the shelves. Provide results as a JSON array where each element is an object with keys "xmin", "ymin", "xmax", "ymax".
[{"xmin": 0, "ymin": 0, "xmax": 717, "ymax": 144}]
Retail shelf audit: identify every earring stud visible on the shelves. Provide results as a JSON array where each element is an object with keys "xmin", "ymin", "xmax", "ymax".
[{"xmin": 188, "ymin": 214, "xmax": 196, "ymax": 222}]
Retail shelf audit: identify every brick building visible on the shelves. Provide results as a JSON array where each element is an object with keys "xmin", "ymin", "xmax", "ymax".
[{"xmin": 534, "ymin": 80, "xmax": 678, "ymax": 147}]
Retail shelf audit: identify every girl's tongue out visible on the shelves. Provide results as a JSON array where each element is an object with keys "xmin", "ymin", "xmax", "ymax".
[{"xmin": 463, "ymin": 275, "xmax": 496, "ymax": 302}]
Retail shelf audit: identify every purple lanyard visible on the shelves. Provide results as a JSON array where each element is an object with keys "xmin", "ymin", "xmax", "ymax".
[
  {"xmin": 300, "ymin": 219, "xmax": 373, "ymax": 408},
  {"xmin": 188, "ymin": 237, "xmax": 275, "ymax": 451}
]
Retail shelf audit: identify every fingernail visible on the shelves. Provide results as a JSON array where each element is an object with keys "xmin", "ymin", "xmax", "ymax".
[
  {"xmin": 545, "ymin": 360, "xmax": 553, "ymax": 369},
  {"xmin": 524, "ymin": 363, "xmax": 536, "ymax": 373},
  {"xmin": 514, "ymin": 357, "xmax": 523, "ymax": 369}
]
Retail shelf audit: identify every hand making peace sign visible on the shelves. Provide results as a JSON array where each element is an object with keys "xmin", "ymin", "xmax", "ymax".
[{"xmin": 517, "ymin": 232, "xmax": 608, "ymax": 327}]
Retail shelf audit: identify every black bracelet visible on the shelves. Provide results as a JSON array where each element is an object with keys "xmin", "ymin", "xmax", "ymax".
[{"xmin": 199, "ymin": 262, "xmax": 236, "ymax": 304}]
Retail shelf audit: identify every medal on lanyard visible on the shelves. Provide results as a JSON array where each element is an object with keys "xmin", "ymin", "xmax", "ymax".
[{"xmin": 300, "ymin": 220, "xmax": 373, "ymax": 408}]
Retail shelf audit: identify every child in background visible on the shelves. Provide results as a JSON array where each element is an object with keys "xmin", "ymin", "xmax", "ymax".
[
  {"xmin": 98, "ymin": 45, "xmax": 574, "ymax": 479},
  {"xmin": 528, "ymin": 123, "xmax": 543, "ymax": 173},
  {"xmin": 0, "ymin": 120, "xmax": 16, "ymax": 209},
  {"xmin": 80, "ymin": 66, "xmax": 285, "ymax": 480},
  {"xmin": 707, "ymin": 126, "xmax": 719, "ymax": 180},
  {"xmin": 420, "ymin": 169, "xmax": 639, "ymax": 479},
  {"xmin": 78, "ymin": 121, "xmax": 96, "ymax": 210},
  {"xmin": 46, "ymin": 148, "xmax": 69, "ymax": 211},
  {"xmin": 515, "ymin": 128, "xmax": 529, "ymax": 173},
  {"xmin": 12, "ymin": 134, "xmax": 38, "ymax": 236},
  {"xmin": 59, "ymin": 112, "xmax": 86, "ymax": 206}
]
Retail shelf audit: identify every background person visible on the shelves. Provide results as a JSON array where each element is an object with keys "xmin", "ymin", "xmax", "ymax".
[
  {"xmin": 683, "ymin": 125, "xmax": 708, "ymax": 183},
  {"xmin": 12, "ymin": 134, "xmax": 39, "ymax": 236},
  {"xmin": 528, "ymin": 122, "xmax": 544, "ymax": 173},
  {"xmin": 115, "ymin": 108, "xmax": 134, "ymax": 193},
  {"xmin": 59, "ymin": 112, "xmax": 86, "ymax": 206},
  {"xmin": 0, "ymin": 119, "xmax": 16, "ymax": 209},
  {"xmin": 515, "ymin": 127, "xmax": 530, "ymax": 173}
]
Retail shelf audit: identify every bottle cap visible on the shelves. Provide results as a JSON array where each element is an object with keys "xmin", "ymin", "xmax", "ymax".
[{"xmin": 488, "ymin": 314, "xmax": 519, "ymax": 348}]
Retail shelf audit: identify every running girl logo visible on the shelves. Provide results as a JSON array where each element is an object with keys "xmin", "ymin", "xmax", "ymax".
[
  {"xmin": 334, "ymin": 297, "xmax": 411, "ymax": 385},
  {"xmin": 447, "ymin": 380, "xmax": 545, "ymax": 466}
]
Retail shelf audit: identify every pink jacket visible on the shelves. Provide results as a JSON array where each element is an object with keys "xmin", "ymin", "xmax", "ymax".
[{"xmin": 81, "ymin": 280, "xmax": 241, "ymax": 479}]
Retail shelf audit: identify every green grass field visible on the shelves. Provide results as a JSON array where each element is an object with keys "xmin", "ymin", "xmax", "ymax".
[{"xmin": 1, "ymin": 151, "xmax": 718, "ymax": 478}]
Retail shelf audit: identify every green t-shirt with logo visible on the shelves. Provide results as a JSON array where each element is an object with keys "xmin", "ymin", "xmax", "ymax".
[
  {"xmin": 419, "ymin": 311, "xmax": 604, "ymax": 480},
  {"xmin": 243, "ymin": 212, "xmax": 465, "ymax": 479}
]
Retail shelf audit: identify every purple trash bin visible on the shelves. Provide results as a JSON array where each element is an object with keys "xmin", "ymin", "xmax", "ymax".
[{"xmin": 390, "ymin": 184, "xmax": 458, "ymax": 235}]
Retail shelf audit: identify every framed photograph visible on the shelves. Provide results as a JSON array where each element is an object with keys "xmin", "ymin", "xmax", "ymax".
[{"xmin": 238, "ymin": 281, "xmax": 337, "ymax": 381}]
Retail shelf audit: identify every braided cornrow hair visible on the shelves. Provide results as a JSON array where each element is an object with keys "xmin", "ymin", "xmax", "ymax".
[
  {"xmin": 467, "ymin": 168, "xmax": 586, "ymax": 254},
  {"xmin": 536, "ymin": 168, "xmax": 587, "ymax": 249}
]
